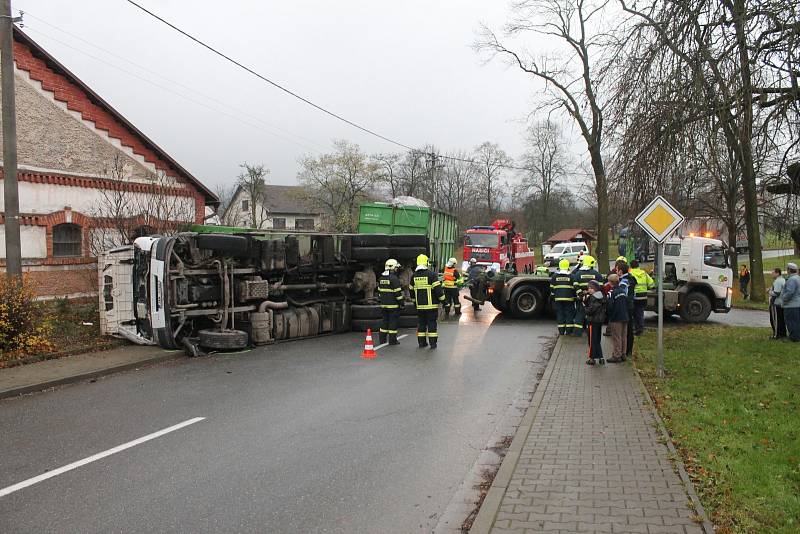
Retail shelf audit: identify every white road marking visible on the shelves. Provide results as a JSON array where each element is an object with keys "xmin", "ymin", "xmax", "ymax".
[
  {"xmin": 0, "ymin": 417, "xmax": 206, "ymax": 498},
  {"xmin": 374, "ymin": 334, "xmax": 409, "ymax": 351}
]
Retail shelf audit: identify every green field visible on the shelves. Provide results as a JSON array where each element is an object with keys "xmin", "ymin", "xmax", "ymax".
[{"xmin": 636, "ymin": 326, "xmax": 800, "ymax": 533}]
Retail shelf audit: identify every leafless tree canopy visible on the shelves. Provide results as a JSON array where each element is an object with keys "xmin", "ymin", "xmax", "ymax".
[{"xmin": 236, "ymin": 163, "xmax": 271, "ymax": 228}]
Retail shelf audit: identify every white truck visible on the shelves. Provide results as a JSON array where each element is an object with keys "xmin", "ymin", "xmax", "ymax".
[{"xmin": 487, "ymin": 235, "xmax": 732, "ymax": 322}]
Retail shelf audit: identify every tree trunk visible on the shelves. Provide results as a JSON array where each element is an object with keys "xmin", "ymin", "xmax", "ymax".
[
  {"xmin": 726, "ymin": 220, "xmax": 739, "ymax": 275},
  {"xmin": 590, "ymin": 147, "xmax": 610, "ymax": 272},
  {"xmin": 732, "ymin": 0, "xmax": 765, "ymax": 302}
]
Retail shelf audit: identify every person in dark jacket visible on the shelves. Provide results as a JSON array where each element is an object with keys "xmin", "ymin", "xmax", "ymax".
[
  {"xmin": 377, "ymin": 258, "xmax": 404, "ymax": 345},
  {"xmin": 411, "ymin": 254, "xmax": 445, "ymax": 349},
  {"xmin": 571, "ymin": 255, "xmax": 604, "ymax": 336},
  {"xmin": 606, "ymin": 273, "xmax": 629, "ymax": 363},
  {"xmin": 616, "ymin": 260, "xmax": 637, "ymax": 358},
  {"xmin": 583, "ymin": 280, "xmax": 606, "ymax": 365},
  {"xmin": 551, "ymin": 259, "xmax": 576, "ymax": 335},
  {"xmin": 739, "ymin": 265, "xmax": 751, "ymax": 299},
  {"xmin": 466, "ymin": 258, "xmax": 485, "ymax": 311}
]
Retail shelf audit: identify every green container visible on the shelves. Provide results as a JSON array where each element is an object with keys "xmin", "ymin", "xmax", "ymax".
[{"xmin": 357, "ymin": 202, "xmax": 458, "ymax": 271}]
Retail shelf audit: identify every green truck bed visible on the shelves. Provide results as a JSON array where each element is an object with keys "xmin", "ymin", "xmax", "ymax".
[{"xmin": 357, "ymin": 202, "xmax": 458, "ymax": 270}]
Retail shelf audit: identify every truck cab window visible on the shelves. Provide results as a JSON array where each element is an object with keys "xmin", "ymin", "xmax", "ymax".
[{"xmin": 703, "ymin": 244, "xmax": 728, "ymax": 268}]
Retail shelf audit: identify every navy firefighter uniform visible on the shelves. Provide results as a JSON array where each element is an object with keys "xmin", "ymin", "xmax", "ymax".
[
  {"xmin": 571, "ymin": 255, "xmax": 605, "ymax": 335},
  {"xmin": 411, "ymin": 254, "xmax": 445, "ymax": 349},
  {"xmin": 377, "ymin": 259, "xmax": 404, "ymax": 345},
  {"xmin": 551, "ymin": 259, "xmax": 576, "ymax": 335}
]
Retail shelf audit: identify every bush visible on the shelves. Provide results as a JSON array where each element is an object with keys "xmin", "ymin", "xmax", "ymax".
[{"xmin": 0, "ymin": 276, "xmax": 52, "ymax": 355}]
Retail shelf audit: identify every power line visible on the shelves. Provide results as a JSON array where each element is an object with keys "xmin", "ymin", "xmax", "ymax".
[
  {"xmin": 23, "ymin": 14, "xmax": 329, "ymax": 153},
  {"xmin": 125, "ymin": 1, "xmax": 593, "ymax": 178},
  {"xmin": 124, "ymin": 0, "xmax": 416, "ymax": 151}
]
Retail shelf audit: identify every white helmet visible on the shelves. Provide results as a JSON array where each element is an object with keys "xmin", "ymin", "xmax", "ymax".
[
  {"xmin": 385, "ymin": 258, "xmax": 399, "ymax": 271},
  {"xmin": 469, "ymin": 258, "xmax": 477, "ymax": 265},
  {"xmin": 446, "ymin": 257, "xmax": 457, "ymax": 268}
]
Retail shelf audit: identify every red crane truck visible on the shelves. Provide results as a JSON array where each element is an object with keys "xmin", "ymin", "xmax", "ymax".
[{"xmin": 462, "ymin": 220, "xmax": 536, "ymax": 273}]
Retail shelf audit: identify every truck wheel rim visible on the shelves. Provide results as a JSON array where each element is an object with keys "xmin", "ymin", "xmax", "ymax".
[
  {"xmin": 518, "ymin": 292, "xmax": 536, "ymax": 312},
  {"xmin": 687, "ymin": 300, "xmax": 703, "ymax": 316}
]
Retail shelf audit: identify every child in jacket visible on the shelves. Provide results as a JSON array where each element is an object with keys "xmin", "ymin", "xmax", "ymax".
[
  {"xmin": 583, "ymin": 280, "xmax": 607, "ymax": 365},
  {"xmin": 606, "ymin": 274, "xmax": 629, "ymax": 363}
]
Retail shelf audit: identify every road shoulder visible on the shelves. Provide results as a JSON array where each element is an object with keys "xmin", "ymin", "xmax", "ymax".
[{"xmin": 0, "ymin": 344, "xmax": 180, "ymax": 399}]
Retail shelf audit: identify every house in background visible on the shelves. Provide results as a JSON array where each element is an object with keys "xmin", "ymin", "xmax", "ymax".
[
  {"xmin": 0, "ymin": 28, "xmax": 217, "ymax": 298},
  {"xmin": 222, "ymin": 184, "xmax": 321, "ymax": 231}
]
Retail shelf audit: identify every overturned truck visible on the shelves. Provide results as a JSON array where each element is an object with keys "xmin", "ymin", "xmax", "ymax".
[{"xmin": 99, "ymin": 229, "xmax": 428, "ymax": 352}]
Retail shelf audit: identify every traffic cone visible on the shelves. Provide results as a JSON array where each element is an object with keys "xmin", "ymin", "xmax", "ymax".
[{"xmin": 361, "ymin": 328, "xmax": 377, "ymax": 359}]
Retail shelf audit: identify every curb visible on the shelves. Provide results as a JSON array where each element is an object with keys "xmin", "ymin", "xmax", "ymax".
[
  {"xmin": 468, "ymin": 335, "xmax": 564, "ymax": 534},
  {"xmin": 632, "ymin": 364, "xmax": 716, "ymax": 534},
  {"xmin": 0, "ymin": 352, "xmax": 181, "ymax": 400}
]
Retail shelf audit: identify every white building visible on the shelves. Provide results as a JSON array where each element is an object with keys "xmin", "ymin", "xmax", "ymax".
[{"xmin": 223, "ymin": 184, "xmax": 321, "ymax": 231}]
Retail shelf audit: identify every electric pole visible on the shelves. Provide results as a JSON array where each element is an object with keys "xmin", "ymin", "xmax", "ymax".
[{"xmin": 1, "ymin": 0, "xmax": 21, "ymax": 278}]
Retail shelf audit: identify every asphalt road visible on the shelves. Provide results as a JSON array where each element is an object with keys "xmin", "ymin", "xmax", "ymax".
[{"xmin": 0, "ymin": 306, "xmax": 551, "ymax": 533}]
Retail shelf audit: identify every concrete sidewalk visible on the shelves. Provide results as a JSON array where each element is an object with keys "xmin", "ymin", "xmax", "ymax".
[
  {"xmin": 471, "ymin": 335, "xmax": 713, "ymax": 534},
  {"xmin": 0, "ymin": 344, "xmax": 180, "ymax": 399}
]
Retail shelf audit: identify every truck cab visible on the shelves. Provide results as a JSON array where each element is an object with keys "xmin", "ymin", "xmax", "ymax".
[
  {"xmin": 654, "ymin": 236, "xmax": 732, "ymax": 322},
  {"xmin": 462, "ymin": 219, "xmax": 535, "ymax": 274}
]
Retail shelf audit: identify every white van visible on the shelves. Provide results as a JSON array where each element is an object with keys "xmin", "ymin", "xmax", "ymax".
[{"xmin": 543, "ymin": 241, "xmax": 590, "ymax": 267}]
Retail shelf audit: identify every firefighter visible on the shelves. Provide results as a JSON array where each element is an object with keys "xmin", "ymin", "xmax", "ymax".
[
  {"xmin": 551, "ymin": 259, "xmax": 576, "ymax": 335},
  {"xmin": 467, "ymin": 258, "xmax": 484, "ymax": 311},
  {"xmin": 571, "ymin": 255, "xmax": 604, "ymax": 336},
  {"xmin": 377, "ymin": 258, "xmax": 404, "ymax": 345},
  {"xmin": 411, "ymin": 254, "xmax": 445, "ymax": 349},
  {"xmin": 442, "ymin": 257, "xmax": 462, "ymax": 316},
  {"xmin": 629, "ymin": 259, "xmax": 654, "ymax": 335}
]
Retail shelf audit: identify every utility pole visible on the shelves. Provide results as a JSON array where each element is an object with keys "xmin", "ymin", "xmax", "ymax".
[{"xmin": 0, "ymin": 0, "xmax": 21, "ymax": 278}]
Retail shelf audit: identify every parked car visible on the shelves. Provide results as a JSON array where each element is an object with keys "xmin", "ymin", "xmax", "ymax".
[{"xmin": 543, "ymin": 241, "xmax": 590, "ymax": 267}]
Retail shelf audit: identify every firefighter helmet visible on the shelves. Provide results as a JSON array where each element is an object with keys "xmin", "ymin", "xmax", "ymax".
[
  {"xmin": 385, "ymin": 258, "xmax": 399, "ymax": 271},
  {"xmin": 582, "ymin": 255, "xmax": 596, "ymax": 268},
  {"xmin": 469, "ymin": 258, "xmax": 477, "ymax": 265},
  {"xmin": 616, "ymin": 255, "xmax": 627, "ymax": 262},
  {"xmin": 446, "ymin": 257, "xmax": 457, "ymax": 268},
  {"xmin": 416, "ymin": 254, "xmax": 429, "ymax": 267},
  {"xmin": 558, "ymin": 258, "xmax": 570, "ymax": 271}
]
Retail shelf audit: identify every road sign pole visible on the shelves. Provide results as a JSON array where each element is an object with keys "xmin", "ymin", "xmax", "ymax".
[{"xmin": 657, "ymin": 241, "xmax": 665, "ymax": 378}]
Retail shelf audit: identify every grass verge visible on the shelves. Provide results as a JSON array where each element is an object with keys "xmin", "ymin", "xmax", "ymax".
[{"xmin": 635, "ymin": 325, "xmax": 799, "ymax": 533}]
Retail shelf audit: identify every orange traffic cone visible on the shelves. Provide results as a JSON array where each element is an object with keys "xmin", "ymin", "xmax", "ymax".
[{"xmin": 361, "ymin": 328, "xmax": 377, "ymax": 359}]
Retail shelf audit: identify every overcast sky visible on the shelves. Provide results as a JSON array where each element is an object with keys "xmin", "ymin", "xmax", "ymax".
[{"xmin": 14, "ymin": 0, "xmax": 552, "ymax": 190}]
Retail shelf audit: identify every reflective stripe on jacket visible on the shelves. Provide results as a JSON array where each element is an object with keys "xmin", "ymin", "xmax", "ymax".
[
  {"xmin": 443, "ymin": 267, "xmax": 461, "ymax": 288},
  {"xmin": 411, "ymin": 268, "xmax": 445, "ymax": 310},
  {"xmin": 630, "ymin": 268, "xmax": 654, "ymax": 298},
  {"xmin": 378, "ymin": 271, "xmax": 404, "ymax": 309},
  {"xmin": 550, "ymin": 271, "xmax": 576, "ymax": 301},
  {"xmin": 571, "ymin": 268, "xmax": 604, "ymax": 291}
]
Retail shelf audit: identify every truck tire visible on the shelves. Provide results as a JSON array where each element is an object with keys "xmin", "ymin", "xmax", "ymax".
[
  {"xmin": 490, "ymin": 294, "xmax": 508, "ymax": 313},
  {"xmin": 389, "ymin": 235, "xmax": 428, "ymax": 247},
  {"xmin": 390, "ymin": 247, "xmax": 427, "ymax": 260},
  {"xmin": 509, "ymin": 285, "xmax": 545, "ymax": 319},
  {"xmin": 351, "ymin": 304, "xmax": 382, "ymax": 320},
  {"xmin": 351, "ymin": 246, "xmax": 390, "ymax": 261},
  {"xmin": 351, "ymin": 318, "xmax": 382, "ymax": 332},
  {"xmin": 352, "ymin": 234, "xmax": 390, "ymax": 247},
  {"xmin": 679, "ymin": 292, "xmax": 712, "ymax": 323},
  {"xmin": 398, "ymin": 315, "xmax": 418, "ymax": 329},
  {"xmin": 198, "ymin": 329, "xmax": 249, "ymax": 350}
]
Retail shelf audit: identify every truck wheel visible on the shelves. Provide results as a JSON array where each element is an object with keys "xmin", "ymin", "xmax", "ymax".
[
  {"xmin": 352, "ymin": 234, "xmax": 390, "ymax": 247},
  {"xmin": 351, "ymin": 246, "xmax": 390, "ymax": 261},
  {"xmin": 198, "ymin": 329, "xmax": 249, "ymax": 350},
  {"xmin": 490, "ymin": 294, "xmax": 508, "ymax": 313},
  {"xmin": 389, "ymin": 235, "xmax": 428, "ymax": 247},
  {"xmin": 509, "ymin": 285, "xmax": 545, "ymax": 319},
  {"xmin": 351, "ymin": 304, "xmax": 382, "ymax": 320},
  {"xmin": 679, "ymin": 292, "xmax": 712, "ymax": 323},
  {"xmin": 351, "ymin": 318, "xmax": 382, "ymax": 332},
  {"xmin": 195, "ymin": 234, "xmax": 250, "ymax": 257}
]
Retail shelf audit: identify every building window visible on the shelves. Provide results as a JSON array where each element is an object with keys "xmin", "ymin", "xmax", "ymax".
[
  {"xmin": 241, "ymin": 199, "xmax": 249, "ymax": 212},
  {"xmin": 103, "ymin": 275, "xmax": 114, "ymax": 311},
  {"xmin": 52, "ymin": 223, "xmax": 82, "ymax": 257},
  {"xmin": 295, "ymin": 218, "xmax": 315, "ymax": 230},
  {"xmin": 272, "ymin": 217, "xmax": 286, "ymax": 229}
]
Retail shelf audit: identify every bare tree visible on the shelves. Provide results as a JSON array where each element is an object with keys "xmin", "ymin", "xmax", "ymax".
[
  {"xmin": 439, "ymin": 151, "xmax": 482, "ymax": 227},
  {"xmin": 298, "ymin": 140, "xmax": 378, "ymax": 232},
  {"xmin": 519, "ymin": 121, "xmax": 569, "ymax": 241},
  {"xmin": 89, "ymin": 155, "xmax": 196, "ymax": 254},
  {"xmin": 617, "ymin": 0, "xmax": 800, "ymax": 300},
  {"xmin": 236, "ymin": 163, "xmax": 271, "ymax": 228},
  {"xmin": 477, "ymin": 0, "xmax": 616, "ymax": 269},
  {"xmin": 473, "ymin": 141, "xmax": 511, "ymax": 219},
  {"xmin": 214, "ymin": 182, "xmax": 238, "ymax": 225}
]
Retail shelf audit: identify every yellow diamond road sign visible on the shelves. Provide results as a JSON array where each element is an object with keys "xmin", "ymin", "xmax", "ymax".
[{"xmin": 635, "ymin": 196, "xmax": 684, "ymax": 243}]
